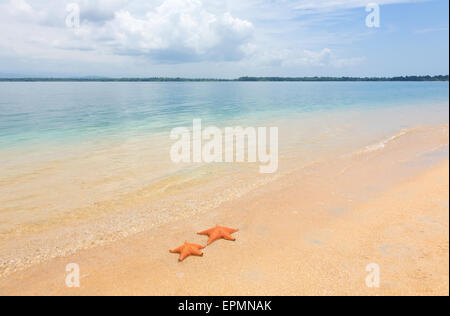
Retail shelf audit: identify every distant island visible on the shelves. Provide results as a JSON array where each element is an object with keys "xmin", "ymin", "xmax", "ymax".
[{"xmin": 0, "ymin": 75, "xmax": 448, "ymax": 82}]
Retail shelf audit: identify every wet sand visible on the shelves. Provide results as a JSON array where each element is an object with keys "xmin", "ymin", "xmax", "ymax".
[{"xmin": 0, "ymin": 124, "xmax": 448, "ymax": 296}]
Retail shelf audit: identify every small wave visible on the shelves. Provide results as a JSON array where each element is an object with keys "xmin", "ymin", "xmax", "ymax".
[{"xmin": 356, "ymin": 128, "xmax": 414, "ymax": 155}]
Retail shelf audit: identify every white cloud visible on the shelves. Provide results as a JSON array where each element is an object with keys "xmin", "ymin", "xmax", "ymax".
[
  {"xmin": 254, "ymin": 48, "xmax": 365, "ymax": 68},
  {"xmin": 14, "ymin": 0, "xmax": 255, "ymax": 63},
  {"xmin": 85, "ymin": 0, "xmax": 254, "ymax": 62},
  {"xmin": 4, "ymin": 0, "xmax": 47, "ymax": 23}
]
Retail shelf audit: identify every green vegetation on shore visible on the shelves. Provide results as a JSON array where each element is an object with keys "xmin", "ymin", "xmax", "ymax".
[{"xmin": 0, "ymin": 75, "xmax": 448, "ymax": 82}]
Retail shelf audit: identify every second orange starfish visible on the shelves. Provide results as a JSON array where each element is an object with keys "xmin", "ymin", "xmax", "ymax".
[
  {"xmin": 198, "ymin": 225, "xmax": 239, "ymax": 245},
  {"xmin": 170, "ymin": 242, "xmax": 205, "ymax": 262}
]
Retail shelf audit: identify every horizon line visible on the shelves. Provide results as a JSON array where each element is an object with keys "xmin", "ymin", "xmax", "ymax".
[{"xmin": 0, "ymin": 75, "xmax": 448, "ymax": 82}]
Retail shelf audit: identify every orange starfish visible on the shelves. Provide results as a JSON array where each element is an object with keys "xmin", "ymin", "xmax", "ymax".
[
  {"xmin": 170, "ymin": 242, "xmax": 205, "ymax": 262},
  {"xmin": 198, "ymin": 225, "xmax": 239, "ymax": 245}
]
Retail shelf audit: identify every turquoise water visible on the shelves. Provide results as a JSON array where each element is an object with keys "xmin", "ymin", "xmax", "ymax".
[{"xmin": 0, "ymin": 82, "xmax": 448, "ymax": 149}]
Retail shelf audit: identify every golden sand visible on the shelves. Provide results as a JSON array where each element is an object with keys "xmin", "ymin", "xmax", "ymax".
[{"xmin": 0, "ymin": 124, "xmax": 448, "ymax": 296}]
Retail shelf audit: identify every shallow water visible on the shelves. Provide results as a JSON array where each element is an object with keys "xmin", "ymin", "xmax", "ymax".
[{"xmin": 0, "ymin": 81, "xmax": 448, "ymax": 147}]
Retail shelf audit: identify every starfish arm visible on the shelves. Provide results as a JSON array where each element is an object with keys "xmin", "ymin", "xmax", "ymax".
[
  {"xmin": 207, "ymin": 236, "xmax": 217, "ymax": 245},
  {"xmin": 179, "ymin": 251, "xmax": 189, "ymax": 262},
  {"xmin": 223, "ymin": 234, "xmax": 236, "ymax": 241},
  {"xmin": 170, "ymin": 246, "xmax": 183, "ymax": 253},
  {"xmin": 191, "ymin": 249, "xmax": 204, "ymax": 256},
  {"xmin": 224, "ymin": 228, "xmax": 239, "ymax": 234},
  {"xmin": 197, "ymin": 228, "xmax": 215, "ymax": 235}
]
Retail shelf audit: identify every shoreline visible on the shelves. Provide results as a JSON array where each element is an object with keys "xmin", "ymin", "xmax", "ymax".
[
  {"xmin": 0, "ymin": 121, "xmax": 446, "ymax": 279},
  {"xmin": 0, "ymin": 124, "xmax": 448, "ymax": 296}
]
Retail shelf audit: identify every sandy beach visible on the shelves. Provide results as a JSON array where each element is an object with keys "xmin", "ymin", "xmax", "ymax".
[
  {"xmin": 0, "ymin": 124, "xmax": 448, "ymax": 296},
  {"xmin": 0, "ymin": 0, "xmax": 448, "ymax": 299}
]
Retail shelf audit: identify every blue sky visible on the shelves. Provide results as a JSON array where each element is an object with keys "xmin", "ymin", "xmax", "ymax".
[{"xmin": 0, "ymin": 0, "xmax": 448, "ymax": 77}]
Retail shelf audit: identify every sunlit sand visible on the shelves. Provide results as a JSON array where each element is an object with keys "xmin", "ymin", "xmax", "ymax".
[{"xmin": 1, "ymin": 123, "xmax": 448, "ymax": 296}]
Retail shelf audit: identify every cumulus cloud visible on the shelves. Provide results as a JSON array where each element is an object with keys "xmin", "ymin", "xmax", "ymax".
[
  {"xmin": 0, "ymin": 0, "xmax": 254, "ymax": 63},
  {"xmin": 255, "ymin": 48, "xmax": 365, "ymax": 68},
  {"xmin": 88, "ymin": 0, "xmax": 254, "ymax": 62}
]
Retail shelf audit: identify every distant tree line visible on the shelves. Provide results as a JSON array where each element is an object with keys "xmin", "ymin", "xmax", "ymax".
[
  {"xmin": 236, "ymin": 75, "xmax": 449, "ymax": 82},
  {"xmin": 0, "ymin": 75, "xmax": 448, "ymax": 82},
  {"xmin": 0, "ymin": 77, "xmax": 228, "ymax": 82}
]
